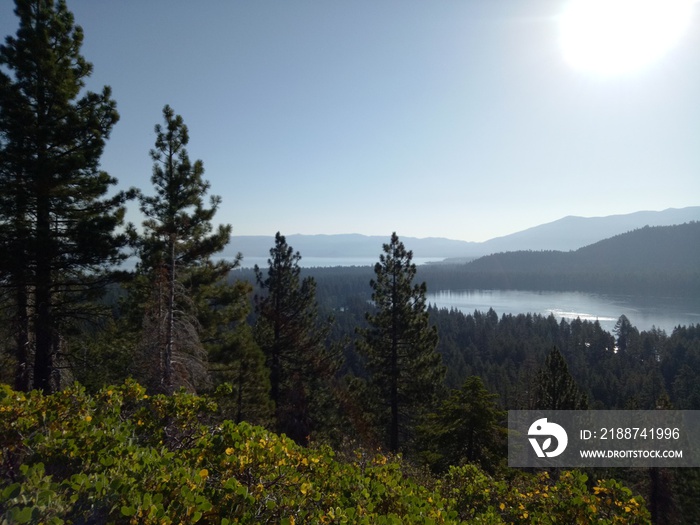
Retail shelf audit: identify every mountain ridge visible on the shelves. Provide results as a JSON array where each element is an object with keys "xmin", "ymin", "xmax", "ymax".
[
  {"xmin": 224, "ymin": 206, "xmax": 700, "ymax": 261},
  {"xmin": 479, "ymin": 207, "xmax": 700, "ymax": 254},
  {"xmin": 417, "ymin": 222, "xmax": 700, "ymax": 297},
  {"xmin": 464, "ymin": 222, "xmax": 700, "ymax": 274}
]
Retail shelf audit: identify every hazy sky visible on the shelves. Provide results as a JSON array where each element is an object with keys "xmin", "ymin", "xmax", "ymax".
[{"xmin": 1, "ymin": 1, "xmax": 699, "ymax": 242}]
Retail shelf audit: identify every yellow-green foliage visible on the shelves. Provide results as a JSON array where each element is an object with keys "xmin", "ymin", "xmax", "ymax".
[{"xmin": 0, "ymin": 381, "xmax": 649, "ymax": 524}]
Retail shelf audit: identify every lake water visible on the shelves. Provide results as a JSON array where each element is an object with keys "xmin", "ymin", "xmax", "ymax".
[{"xmin": 426, "ymin": 289, "xmax": 700, "ymax": 334}]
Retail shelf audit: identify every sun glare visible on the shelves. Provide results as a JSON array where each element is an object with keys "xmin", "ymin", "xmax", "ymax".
[{"xmin": 559, "ymin": 0, "xmax": 696, "ymax": 76}]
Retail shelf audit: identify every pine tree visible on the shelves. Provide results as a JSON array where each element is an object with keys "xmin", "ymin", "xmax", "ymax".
[
  {"xmin": 253, "ymin": 232, "xmax": 339, "ymax": 445},
  {"xmin": 209, "ymin": 322, "xmax": 273, "ymax": 427},
  {"xmin": 420, "ymin": 376, "xmax": 507, "ymax": 473},
  {"xmin": 534, "ymin": 346, "xmax": 588, "ymax": 410},
  {"xmin": 135, "ymin": 105, "xmax": 234, "ymax": 393},
  {"xmin": 357, "ymin": 232, "xmax": 444, "ymax": 453},
  {"xmin": 204, "ymin": 276, "xmax": 273, "ymax": 427},
  {"xmin": 613, "ymin": 314, "xmax": 638, "ymax": 354},
  {"xmin": 0, "ymin": 0, "xmax": 129, "ymax": 392}
]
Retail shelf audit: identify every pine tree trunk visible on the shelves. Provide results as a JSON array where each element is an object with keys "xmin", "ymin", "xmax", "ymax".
[
  {"xmin": 13, "ymin": 285, "xmax": 31, "ymax": 392},
  {"xmin": 11, "ymin": 196, "xmax": 31, "ymax": 391},
  {"xmin": 164, "ymin": 239, "xmax": 176, "ymax": 393},
  {"xmin": 271, "ymin": 287, "xmax": 282, "ymax": 408},
  {"xmin": 33, "ymin": 196, "xmax": 53, "ymax": 393},
  {"xmin": 236, "ymin": 358, "xmax": 245, "ymax": 424},
  {"xmin": 31, "ymin": 66, "xmax": 54, "ymax": 393},
  {"xmin": 389, "ymin": 267, "xmax": 399, "ymax": 453},
  {"xmin": 390, "ymin": 337, "xmax": 399, "ymax": 452}
]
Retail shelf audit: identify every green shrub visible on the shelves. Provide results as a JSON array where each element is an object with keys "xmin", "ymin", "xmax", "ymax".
[{"xmin": 0, "ymin": 381, "xmax": 650, "ymax": 524}]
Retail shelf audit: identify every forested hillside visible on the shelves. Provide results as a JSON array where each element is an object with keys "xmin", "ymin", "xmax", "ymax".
[
  {"xmin": 422, "ymin": 222, "xmax": 700, "ymax": 296},
  {"xmin": 466, "ymin": 222, "xmax": 700, "ymax": 273}
]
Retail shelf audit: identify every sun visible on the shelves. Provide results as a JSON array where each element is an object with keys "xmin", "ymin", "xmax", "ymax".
[{"xmin": 559, "ymin": 0, "xmax": 696, "ymax": 76}]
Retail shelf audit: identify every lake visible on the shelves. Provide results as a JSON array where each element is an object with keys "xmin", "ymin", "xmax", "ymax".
[{"xmin": 426, "ymin": 289, "xmax": 700, "ymax": 334}]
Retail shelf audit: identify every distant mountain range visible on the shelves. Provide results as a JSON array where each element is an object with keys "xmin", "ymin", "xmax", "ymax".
[
  {"xmin": 226, "ymin": 233, "xmax": 476, "ymax": 259},
  {"xmin": 225, "ymin": 206, "xmax": 700, "ymax": 261},
  {"xmin": 469, "ymin": 206, "xmax": 700, "ymax": 256}
]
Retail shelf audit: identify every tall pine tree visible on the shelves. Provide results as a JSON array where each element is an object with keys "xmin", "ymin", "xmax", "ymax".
[
  {"xmin": 358, "ymin": 232, "xmax": 444, "ymax": 453},
  {"xmin": 135, "ymin": 105, "xmax": 234, "ymax": 393},
  {"xmin": 0, "ymin": 0, "xmax": 129, "ymax": 392},
  {"xmin": 254, "ymin": 232, "xmax": 339, "ymax": 445}
]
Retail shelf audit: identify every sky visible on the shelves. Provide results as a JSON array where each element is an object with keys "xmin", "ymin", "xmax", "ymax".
[{"xmin": 1, "ymin": 1, "xmax": 699, "ymax": 242}]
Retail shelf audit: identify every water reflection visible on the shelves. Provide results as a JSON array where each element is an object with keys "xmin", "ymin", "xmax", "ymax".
[{"xmin": 426, "ymin": 289, "xmax": 700, "ymax": 334}]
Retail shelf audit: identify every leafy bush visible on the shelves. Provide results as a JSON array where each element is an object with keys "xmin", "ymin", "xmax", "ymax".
[{"xmin": 0, "ymin": 381, "xmax": 649, "ymax": 524}]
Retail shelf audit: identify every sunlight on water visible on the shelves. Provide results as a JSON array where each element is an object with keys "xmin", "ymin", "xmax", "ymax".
[
  {"xmin": 427, "ymin": 289, "xmax": 700, "ymax": 334},
  {"xmin": 547, "ymin": 309, "xmax": 617, "ymax": 323}
]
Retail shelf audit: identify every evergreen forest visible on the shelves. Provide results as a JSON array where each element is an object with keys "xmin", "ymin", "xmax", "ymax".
[{"xmin": 1, "ymin": 1, "xmax": 699, "ymax": 523}]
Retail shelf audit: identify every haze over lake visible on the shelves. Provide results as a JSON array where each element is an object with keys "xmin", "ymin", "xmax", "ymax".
[{"xmin": 426, "ymin": 289, "xmax": 700, "ymax": 334}]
